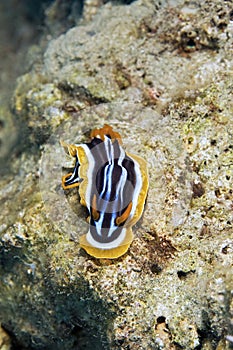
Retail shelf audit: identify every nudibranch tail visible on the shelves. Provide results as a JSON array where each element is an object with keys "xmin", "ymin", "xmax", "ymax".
[
  {"xmin": 62, "ymin": 124, "xmax": 149, "ymax": 259},
  {"xmin": 79, "ymin": 227, "xmax": 134, "ymax": 259}
]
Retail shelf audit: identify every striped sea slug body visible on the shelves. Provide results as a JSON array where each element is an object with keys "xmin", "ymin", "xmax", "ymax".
[{"xmin": 62, "ymin": 124, "xmax": 149, "ymax": 259}]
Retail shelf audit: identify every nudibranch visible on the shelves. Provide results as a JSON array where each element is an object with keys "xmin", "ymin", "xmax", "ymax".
[{"xmin": 61, "ymin": 124, "xmax": 148, "ymax": 259}]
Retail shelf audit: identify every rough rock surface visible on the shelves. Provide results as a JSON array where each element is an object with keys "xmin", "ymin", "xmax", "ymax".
[{"xmin": 0, "ymin": 0, "xmax": 233, "ymax": 349}]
